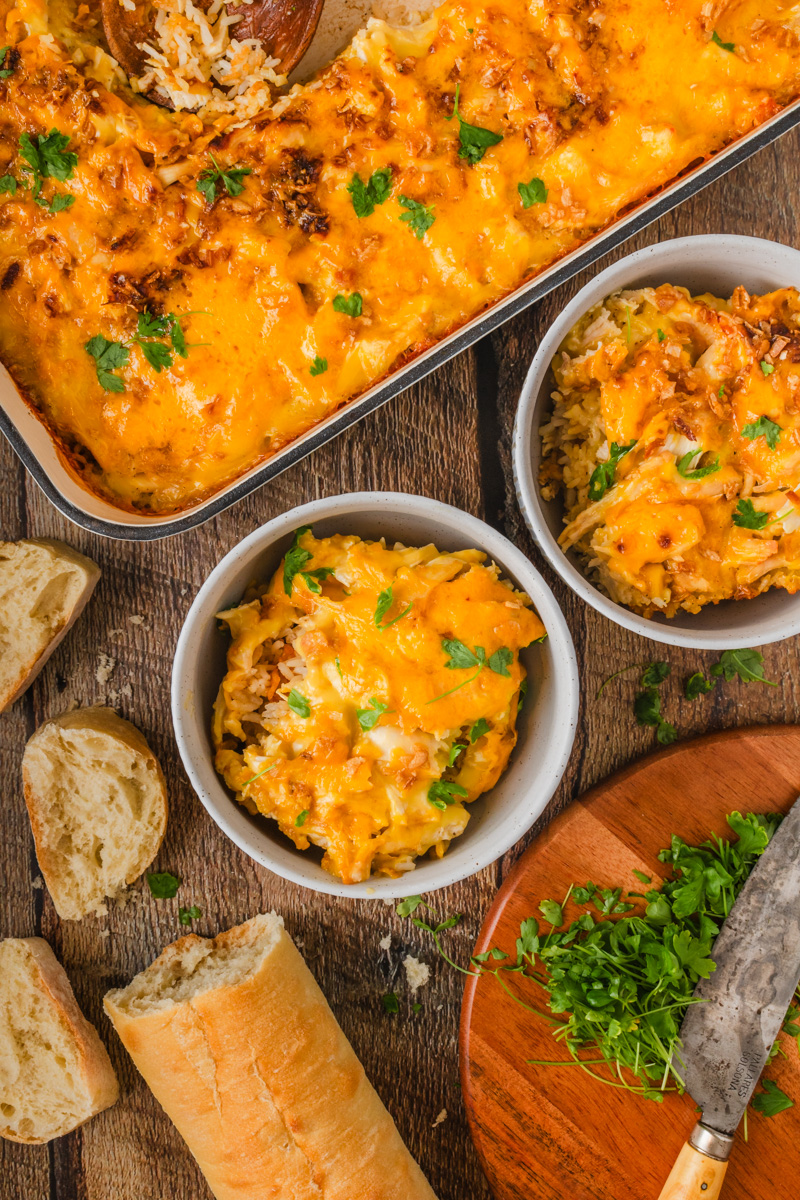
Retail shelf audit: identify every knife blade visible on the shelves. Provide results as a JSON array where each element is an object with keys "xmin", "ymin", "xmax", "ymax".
[{"xmin": 657, "ymin": 798, "xmax": 800, "ymax": 1200}]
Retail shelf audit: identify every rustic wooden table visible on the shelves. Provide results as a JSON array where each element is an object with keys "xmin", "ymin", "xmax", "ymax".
[{"xmin": 2, "ymin": 129, "xmax": 800, "ymax": 1200}]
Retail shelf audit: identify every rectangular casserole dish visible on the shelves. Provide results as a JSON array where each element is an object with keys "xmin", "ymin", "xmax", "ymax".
[{"xmin": 2, "ymin": 98, "xmax": 800, "ymax": 540}]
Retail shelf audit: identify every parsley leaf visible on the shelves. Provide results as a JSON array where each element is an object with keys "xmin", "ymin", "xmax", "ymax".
[
  {"xmin": 356, "ymin": 696, "xmax": 389, "ymax": 731},
  {"xmin": 396, "ymin": 895, "xmax": 423, "ymax": 918},
  {"xmin": 40, "ymin": 191, "xmax": 74, "ymax": 214},
  {"xmin": 309, "ymin": 355, "xmax": 328, "ymax": 376},
  {"xmin": 518, "ymin": 677, "xmax": 528, "ymax": 711},
  {"xmin": 0, "ymin": 174, "xmax": 17, "ymax": 195},
  {"xmin": 634, "ymin": 688, "xmax": 677, "ymax": 744},
  {"xmin": 138, "ymin": 339, "xmax": 173, "ymax": 373},
  {"xmin": 710, "ymin": 649, "xmax": 777, "ymax": 686},
  {"xmin": 374, "ymin": 585, "xmax": 412, "ymax": 629},
  {"xmin": 137, "ymin": 311, "xmax": 170, "ymax": 338},
  {"xmin": 382, "ymin": 992, "xmax": 400, "ymax": 1014},
  {"xmin": 589, "ymin": 440, "xmax": 636, "ymax": 501},
  {"xmin": 761, "ymin": 361, "xmax": 775, "ymax": 376},
  {"xmin": 348, "ymin": 167, "xmax": 392, "ymax": 217},
  {"xmin": 676, "ymin": 449, "xmax": 721, "ymax": 479},
  {"xmin": 300, "ymin": 567, "xmax": 334, "ymax": 594},
  {"xmin": 518, "ymin": 177, "xmax": 547, "ymax": 208},
  {"xmin": 85, "ymin": 335, "xmax": 130, "ymax": 393},
  {"xmin": 711, "ymin": 30, "xmax": 735, "ymax": 52},
  {"xmin": 657, "ymin": 328, "xmax": 666, "ymax": 342},
  {"xmin": 0, "ymin": 45, "xmax": 13, "ymax": 79},
  {"xmin": 283, "ymin": 526, "xmax": 313, "ymax": 594},
  {"xmin": 287, "ymin": 689, "xmax": 311, "ymax": 718},
  {"xmin": 333, "ymin": 292, "xmax": 363, "ymax": 318},
  {"xmin": 488, "ymin": 647, "xmax": 513, "ymax": 677},
  {"xmin": 147, "ymin": 871, "xmax": 181, "ymax": 899},
  {"xmin": 732, "ymin": 498, "xmax": 770, "ymax": 530},
  {"xmin": 295, "ymin": 809, "xmax": 310, "ymax": 827},
  {"xmin": 428, "ymin": 779, "xmax": 468, "ymax": 810},
  {"xmin": 685, "ymin": 671, "xmax": 715, "ymax": 700},
  {"xmin": 398, "ymin": 194, "xmax": 435, "ymax": 239},
  {"xmin": 538, "ymin": 899, "xmax": 563, "ymax": 926},
  {"xmin": 197, "ymin": 153, "xmax": 252, "ymax": 204},
  {"xmin": 752, "ymin": 1079, "xmax": 793, "ymax": 1118},
  {"xmin": 178, "ymin": 904, "xmax": 201, "ymax": 925},
  {"xmin": 470, "ymin": 717, "xmax": 490, "ymax": 743},
  {"xmin": 640, "ymin": 662, "xmax": 669, "ymax": 688},
  {"xmin": 445, "ymin": 83, "xmax": 503, "ymax": 165},
  {"xmin": 742, "ymin": 415, "xmax": 781, "ymax": 449},
  {"xmin": 443, "ymin": 639, "xmax": 483, "ymax": 670},
  {"xmin": 20, "ymin": 129, "xmax": 77, "ymax": 181}
]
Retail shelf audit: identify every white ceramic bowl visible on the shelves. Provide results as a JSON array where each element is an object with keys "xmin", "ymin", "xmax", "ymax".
[
  {"xmin": 171, "ymin": 492, "xmax": 579, "ymax": 897},
  {"xmin": 513, "ymin": 234, "xmax": 800, "ymax": 649}
]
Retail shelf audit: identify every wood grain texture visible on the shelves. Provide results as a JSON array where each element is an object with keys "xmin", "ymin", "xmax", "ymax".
[
  {"xmin": 1, "ymin": 119, "xmax": 799, "ymax": 1200},
  {"xmin": 460, "ymin": 727, "xmax": 800, "ymax": 1200}
]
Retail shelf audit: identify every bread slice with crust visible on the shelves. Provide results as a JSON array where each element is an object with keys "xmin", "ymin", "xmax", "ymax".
[
  {"xmin": 0, "ymin": 937, "xmax": 119, "ymax": 1143},
  {"xmin": 0, "ymin": 538, "xmax": 100, "ymax": 712},
  {"xmin": 22, "ymin": 707, "xmax": 168, "ymax": 920}
]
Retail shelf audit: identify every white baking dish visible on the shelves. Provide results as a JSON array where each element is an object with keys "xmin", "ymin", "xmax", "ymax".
[
  {"xmin": 512, "ymin": 234, "xmax": 800, "ymax": 650},
  {"xmin": 171, "ymin": 492, "xmax": 579, "ymax": 897}
]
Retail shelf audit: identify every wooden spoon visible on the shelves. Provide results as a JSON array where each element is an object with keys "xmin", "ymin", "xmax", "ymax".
[{"xmin": 100, "ymin": 0, "xmax": 325, "ymax": 107}]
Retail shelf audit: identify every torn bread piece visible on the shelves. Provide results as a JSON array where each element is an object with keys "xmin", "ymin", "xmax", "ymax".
[
  {"xmin": 22, "ymin": 707, "xmax": 168, "ymax": 920},
  {"xmin": 0, "ymin": 937, "xmax": 119, "ymax": 1143},
  {"xmin": 0, "ymin": 539, "xmax": 100, "ymax": 712},
  {"xmin": 104, "ymin": 913, "xmax": 438, "ymax": 1200}
]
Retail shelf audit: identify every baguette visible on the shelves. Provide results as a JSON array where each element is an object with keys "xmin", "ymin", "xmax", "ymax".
[
  {"xmin": 104, "ymin": 912, "xmax": 439, "ymax": 1200},
  {"xmin": 0, "ymin": 538, "xmax": 100, "ymax": 712},
  {"xmin": 0, "ymin": 937, "xmax": 119, "ymax": 1143},
  {"xmin": 22, "ymin": 706, "xmax": 168, "ymax": 920}
]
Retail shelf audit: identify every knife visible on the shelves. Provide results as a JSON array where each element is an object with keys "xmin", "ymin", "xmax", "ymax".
[{"xmin": 657, "ymin": 797, "xmax": 800, "ymax": 1200}]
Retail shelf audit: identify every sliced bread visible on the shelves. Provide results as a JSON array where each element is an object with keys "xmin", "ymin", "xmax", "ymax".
[
  {"xmin": 0, "ymin": 937, "xmax": 119, "ymax": 1143},
  {"xmin": 22, "ymin": 707, "xmax": 168, "ymax": 920},
  {"xmin": 0, "ymin": 539, "xmax": 100, "ymax": 712}
]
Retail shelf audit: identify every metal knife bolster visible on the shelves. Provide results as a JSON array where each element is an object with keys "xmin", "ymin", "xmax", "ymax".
[{"xmin": 673, "ymin": 799, "xmax": 800, "ymax": 1139}]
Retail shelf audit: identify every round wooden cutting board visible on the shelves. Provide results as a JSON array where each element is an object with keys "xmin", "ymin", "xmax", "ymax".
[{"xmin": 460, "ymin": 725, "xmax": 800, "ymax": 1200}]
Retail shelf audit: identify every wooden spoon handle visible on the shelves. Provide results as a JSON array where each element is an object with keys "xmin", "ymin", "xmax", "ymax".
[{"xmin": 657, "ymin": 1125, "xmax": 733, "ymax": 1200}]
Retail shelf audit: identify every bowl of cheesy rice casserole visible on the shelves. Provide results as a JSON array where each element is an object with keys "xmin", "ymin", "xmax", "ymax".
[
  {"xmin": 514, "ymin": 235, "xmax": 800, "ymax": 649},
  {"xmin": 171, "ymin": 492, "xmax": 578, "ymax": 897}
]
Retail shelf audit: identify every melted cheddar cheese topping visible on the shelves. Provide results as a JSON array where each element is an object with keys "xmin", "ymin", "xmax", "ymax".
[
  {"xmin": 1, "ymin": 1, "xmax": 800, "ymax": 513},
  {"xmin": 212, "ymin": 530, "xmax": 544, "ymax": 883},
  {"xmin": 542, "ymin": 284, "xmax": 800, "ymax": 617}
]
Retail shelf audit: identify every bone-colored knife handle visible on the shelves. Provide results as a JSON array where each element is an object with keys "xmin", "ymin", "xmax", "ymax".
[{"xmin": 657, "ymin": 1124, "xmax": 733, "ymax": 1200}]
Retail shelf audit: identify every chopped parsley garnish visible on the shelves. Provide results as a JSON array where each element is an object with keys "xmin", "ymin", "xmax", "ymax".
[
  {"xmin": 300, "ymin": 567, "xmax": 334, "ymax": 594},
  {"xmin": 711, "ymin": 30, "xmax": 735, "ymax": 52},
  {"xmin": 538, "ymin": 898, "xmax": 564, "ymax": 926},
  {"xmin": 356, "ymin": 696, "xmax": 390, "ymax": 731},
  {"xmin": 588, "ymin": 440, "xmax": 636, "ymax": 501},
  {"xmin": 445, "ymin": 83, "xmax": 503, "ymax": 165},
  {"xmin": 0, "ymin": 45, "xmax": 13, "ymax": 79},
  {"xmin": 517, "ymin": 176, "xmax": 547, "ymax": 208},
  {"xmin": 676, "ymin": 448, "xmax": 720, "ymax": 479},
  {"xmin": 309, "ymin": 355, "xmax": 328, "ymax": 376},
  {"xmin": 752, "ymin": 1079, "xmax": 794, "ymax": 1118},
  {"xmin": 84, "ymin": 311, "xmax": 202, "ymax": 391},
  {"xmin": 640, "ymin": 662, "xmax": 670, "ymax": 687},
  {"xmin": 685, "ymin": 671, "xmax": 715, "ymax": 700},
  {"xmin": 196, "ymin": 154, "xmax": 252, "ymax": 204},
  {"xmin": 732, "ymin": 498, "xmax": 770, "ymax": 530},
  {"xmin": 0, "ymin": 174, "xmax": 16, "ymax": 195},
  {"xmin": 398, "ymin": 194, "xmax": 435, "ymax": 239},
  {"xmin": 447, "ymin": 742, "xmax": 464, "ymax": 766},
  {"xmin": 17, "ymin": 128, "xmax": 77, "ymax": 212},
  {"xmin": 710, "ymin": 648, "xmax": 777, "ymax": 686},
  {"xmin": 518, "ymin": 677, "xmax": 528, "ymax": 711},
  {"xmin": 287, "ymin": 689, "xmax": 311, "ymax": 718},
  {"xmin": 374, "ymin": 585, "xmax": 412, "ymax": 629},
  {"xmin": 427, "ymin": 638, "xmax": 514, "ymax": 703},
  {"xmin": 283, "ymin": 526, "xmax": 312, "ymax": 594},
  {"xmin": 487, "ymin": 647, "xmax": 513, "ymax": 677},
  {"xmin": 427, "ymin": 779, "xmax": 468, "ymax": 810},
  {"xmin": 178, "ymin": 905, "xmax": 202, "ymax": 925},
  {"xmin": 761, "ymin": 361, "xmax": 775, "ymax": 376},
  {"xmin": 470, "ymin": 717, "xmax": 490, "ymax": 743},
  {"xmin": 295, "ymin": 809, "xmax": 310, "ymax": 827},
  {"xmin": 85, "ymin": 336, "xmax": 130, "ymax": 394},
  {"xmin": 348, "ymin": 167, "xmax": 392, "ymax": 217},
  {"xmin": 742, "ymin": 415, "xmax": 781, "ymax": 448},
  {"xmin": 657, "ymin": 328, "xmax": 665, "ymax": 342},
  {"xmin": 718, "ymin": 384, "xmax": 726, "ymax": 398},
  {"xmin": 147, "ymin": 871, "xmax": 181, "ymax": 899},
  {"xmin": 333, "ymin": 292, "xmax": 363, "ymax": 318},
  {"xmin": 382, "ymin": 992, "xmax": 400, "ymax": 1014},
  {"xmin": 634, "ymin": 686, "xmax": 677, "ymax": 745}
]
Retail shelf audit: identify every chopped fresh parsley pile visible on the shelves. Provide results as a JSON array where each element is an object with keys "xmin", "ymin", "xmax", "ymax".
[
  {"xmin": 84, "ymin": 310, "xmax": 203, "ymax": 392},
  {"xmin": 518, "ymin": 177, "xmax": 547, "ymax": 208},
  {"xmin": 147, "ymin": 871, "xmax": 181, "ymax": 899},
  {"xmin": 196, "ymin": 154, "xmax": 252, "ymax": 204},
  {"xmin": 676, "ymin": 449, "xmax": 720, "ymax": 479},
  {"xmin": 333, "ymin": 292, "xmax": 363, "ymax": 318},
  {"xmin": 398, "ymin": 194, "xmax": 435, "ymax": 240},
  {"xmin": 588, "ymin": 440, "xmax": 636, "ymax": 501},
  {"xmin": 445, "ymin": 83, "xmax": 504, "ymax": 165},
  {"xmin": 348, "ymin": 168, "xmax": 392, "ymax": 217},
  {"xmin": 399, "ymin": 814, "xmax": 800, "ymax": 1112}
]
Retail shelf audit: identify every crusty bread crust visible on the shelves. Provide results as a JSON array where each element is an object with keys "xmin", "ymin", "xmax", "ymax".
[
  {"xmin": 0, "ymin": 937, "xmax": 119, "ymax": 1144},
  {"xmin": 104, "ymin": 913, "xmax": 438, "ymax": 1200},
  {"xmin": 0, "ymin": 538, "xmax": 100, "ymax": 712},
  {"xmin": 22, "ymin": 706, "xmax": 168, "ymax": 920}
]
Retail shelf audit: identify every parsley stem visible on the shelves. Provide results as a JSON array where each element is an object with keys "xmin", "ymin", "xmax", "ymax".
[{"xmin": 426, "ymin": 665, "xmax": 482, "ymax": 704}]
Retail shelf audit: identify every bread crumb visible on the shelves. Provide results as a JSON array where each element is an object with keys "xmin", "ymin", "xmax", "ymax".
[
  {"xmin": 379, "ymin": 934, "xmax": 391, "ymax": 951},
  {"xmin": 403, "ymin": 955, "xmax": 430, "ymax": 993},
  {"xmin": 381, "ymin": 896, "xmax": 395, "ymax": 906},
  {"xmin": 31, "ymin": 875, "xmax": 44, "ymax": 889},
  {"xmin": 432, "ymin": 1109, "xmax": 447, "ymax": 1127},
  {"xmin": 128, "ymin": 615, "xmax": 146, "ymax": 626},
  {"xmin": 95, "ymin": 653, "xmax": 116, "ymax": 685}
]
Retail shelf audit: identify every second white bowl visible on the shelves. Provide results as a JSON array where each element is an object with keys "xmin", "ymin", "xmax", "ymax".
[
  {"xmin": 513, "ymin": 234, "xmax": 800, "ymax": 649},
  {"xmin": 171, "ymin": 492, "xmax": 579, "ymax": 898}
]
